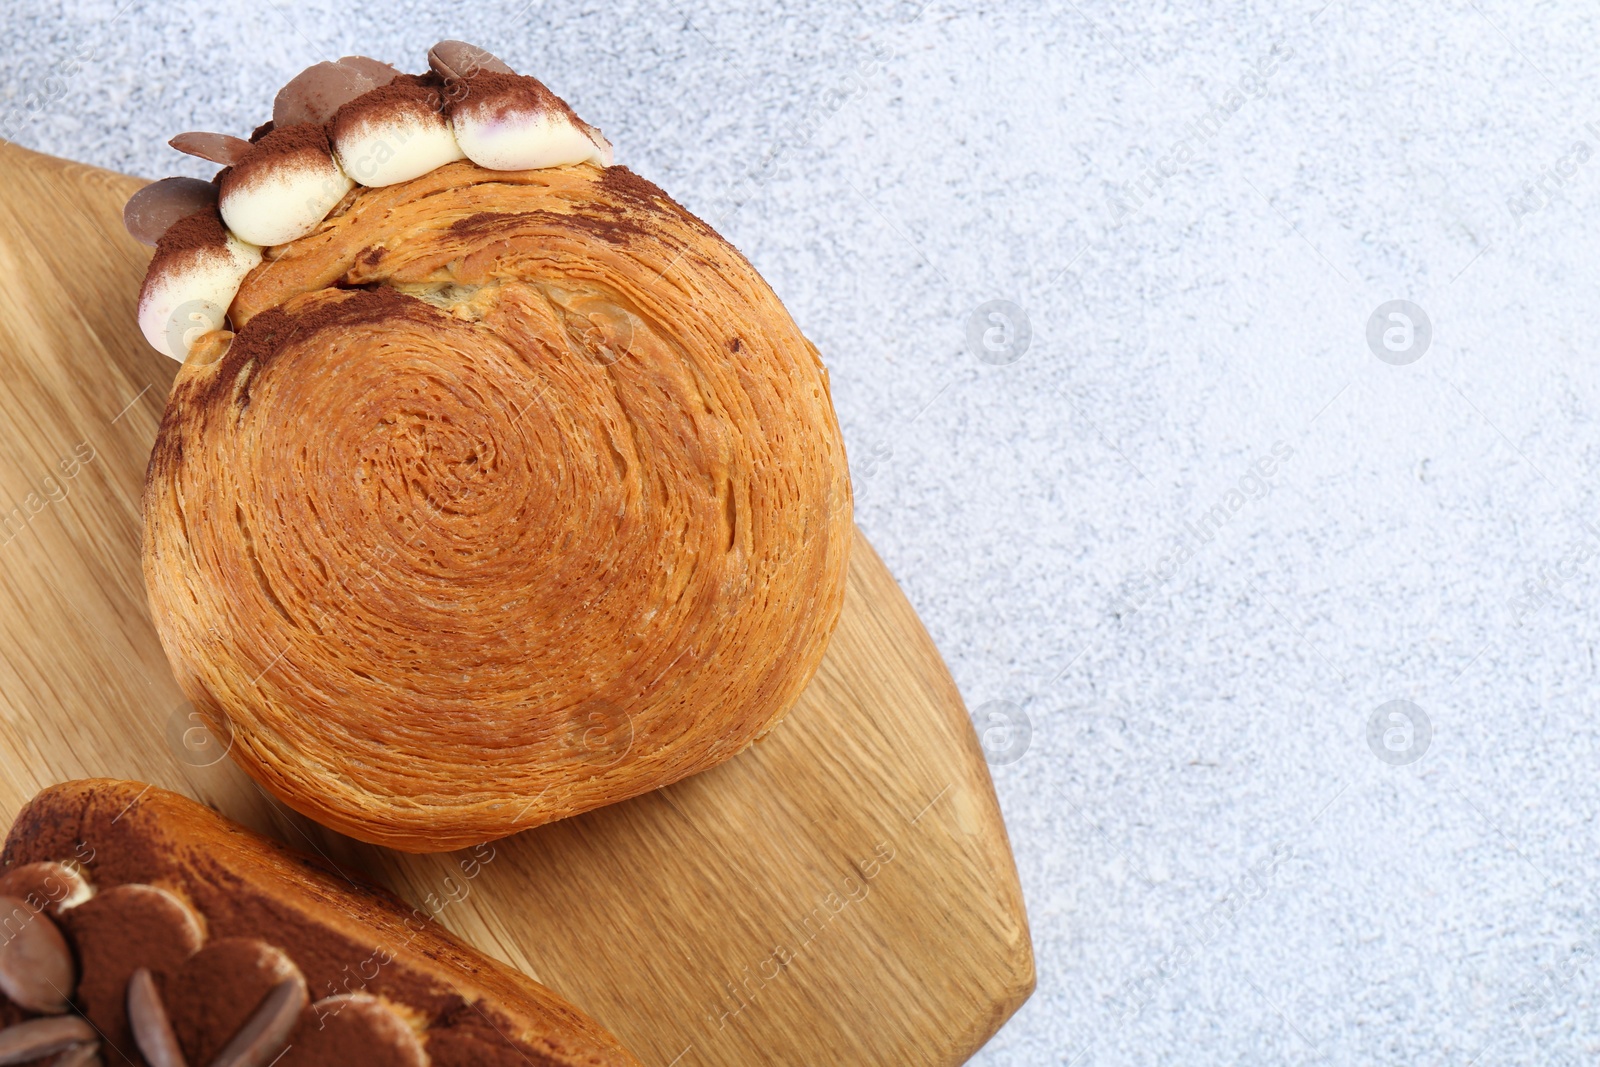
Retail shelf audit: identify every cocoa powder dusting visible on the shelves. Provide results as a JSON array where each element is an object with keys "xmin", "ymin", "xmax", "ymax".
[
  {"xmin": 559, "ymin": 208, "xmax": 649, "ymax": 246},
  {"xmin": 446, "ymin": 70, "xmax": 584, "ymax": 130},
  {"xmin": 331, "ymin": 73, "xmax": 449, "ymax": 138},
  {"xmin": 448, "ymin": 210, "xmax": 531, "ymax": 235},
  {"xmin": 252, "ymin": 121, "xmax": 336, "ymax": 162},
  {"xmin": 165, "ymin": 939, "xmax": 290, "ymax": 1065},
  {"xmin": 225, "ymin": 121, "xmax": 338, "ymax": 195},
  {"xmin": 598, "ymin": 166, "xmax": 692, "ymax": 222},
  {"xmin": 147, "ymin": 208, "xmax": 233, "ymax": 278},
  {"xmin": 426, "ymin": 1019, "xmax": 569, "ymax": 1067},
  {"xmin": 598, "ymin": 164, "xmax": 754, "ymax": 272},
  {"xmin": 188, "ymin": 286, "xmax": 427, "ymax": 418},
  {"xmin": 287, "ymin": 1006, "xmax": 415, "ymax": 1066},
  {"xmin": 449, "ymin": 208, "xmax": 645, "ymax": 248}
]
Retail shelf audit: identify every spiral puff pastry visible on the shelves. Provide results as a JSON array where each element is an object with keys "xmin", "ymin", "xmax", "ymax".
[{"xmin": 142, "ymin": 161, "xmax": 852, "ymax": 852}]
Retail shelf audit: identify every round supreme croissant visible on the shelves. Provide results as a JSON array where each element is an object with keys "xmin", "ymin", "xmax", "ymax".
[{"xmin": 133, "ymin": 44, "xmax": 851, "ymax": 852}]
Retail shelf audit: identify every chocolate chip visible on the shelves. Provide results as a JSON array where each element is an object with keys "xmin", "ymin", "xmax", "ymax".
[
  {"xmin": 427, "ymin": 40, "xmax": 515, "ymax": 81},
  {"xmin": 273, "ymin": 61, "xmax": 388, "ymax": 127},
  {"xmin": 123, "ymin": 178, "xmax": 220, "ymax": 247},
  {"xmin": 207, "ymin": 976, "xmax": 306, "ymax": 1067},
  {"xmin": 169, "ymin": 133, "xmax": 254, "ymax": 166},
  {"xmin": 0, "ymin": 862, "xmax": 92, "ymax": 917},
  {"xmin": 0, "ymin": 895, "xmax": 73, "ymax": 1014},
  {"xmin": 127, "ymin": 968, "xmax": 187, "ymax": 1067},
  {"xmin": 0, "ymin": 1015, "xmax": 93, "ymax": 1065},
  {"xmin": 334, "ymin": 56, "xmax": 402, "ymax": 87}
]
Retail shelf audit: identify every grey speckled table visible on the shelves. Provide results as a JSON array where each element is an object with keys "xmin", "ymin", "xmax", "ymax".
[{"xmin": 7, "ymin": 1, "xmax": 1600, "ymax": 1063}]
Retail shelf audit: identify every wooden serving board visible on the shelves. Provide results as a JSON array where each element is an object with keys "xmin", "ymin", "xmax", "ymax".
[{"xmin": 0, "ymin": 141, "xmax": 1033, "ymax": 1066}]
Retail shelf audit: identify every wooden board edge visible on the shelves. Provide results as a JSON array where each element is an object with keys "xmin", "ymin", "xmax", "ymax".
[{"xmin": 847, "ymin": 531, "xmax": 1037, "ymax": 1061}]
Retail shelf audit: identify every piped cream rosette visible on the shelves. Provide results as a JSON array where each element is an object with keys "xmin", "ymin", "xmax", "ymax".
[{"xmin": 126, "ymin": 42, "xmax": 613, "ymax": 361}]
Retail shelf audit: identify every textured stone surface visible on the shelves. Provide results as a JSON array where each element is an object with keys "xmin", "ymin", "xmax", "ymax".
[{"xmin": 5, "ymin": 1, "xmax": 1599, "ymax": 1063}]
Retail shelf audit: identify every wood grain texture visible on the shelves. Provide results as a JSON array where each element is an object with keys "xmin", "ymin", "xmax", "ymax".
[{"xmin": 0, "ymin": 140, "xmax": 1034, "ymax": 1066}]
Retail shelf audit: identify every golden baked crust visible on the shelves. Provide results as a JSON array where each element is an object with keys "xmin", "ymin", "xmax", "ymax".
[
  {"xmin": 142, "ymin": 161, "xmax": 852, "ymax": 851},
  {"xmin": 1, "ymin": 778, "xmax": 640, "ymax": 1066}
]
